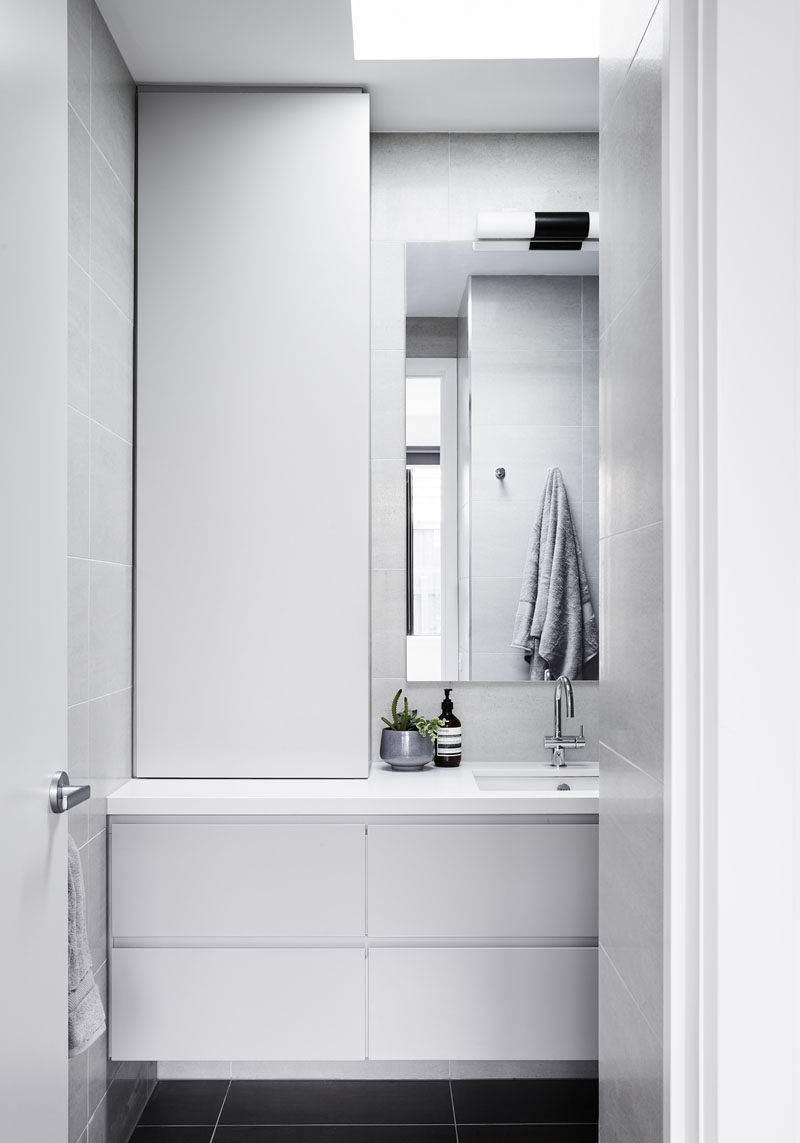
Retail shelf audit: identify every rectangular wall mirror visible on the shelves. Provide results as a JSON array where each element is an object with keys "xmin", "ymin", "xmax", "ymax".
[{"xmin": 405, "ymin": 242, "xmax": 599, "ymax": 684}]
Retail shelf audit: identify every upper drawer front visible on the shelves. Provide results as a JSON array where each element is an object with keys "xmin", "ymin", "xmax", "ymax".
[
  {"xmin": 368, "ymin": 823, "xmax": 598, "ymax": 939},
  {"xmin": 111, "ymin": 823, "xmax": 365, "ymax": 937}
]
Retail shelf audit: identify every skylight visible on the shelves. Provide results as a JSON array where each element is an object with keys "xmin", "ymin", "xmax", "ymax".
[{"xmin": 350, "ymin": 0, "xmax": 598, "ymax": 61}]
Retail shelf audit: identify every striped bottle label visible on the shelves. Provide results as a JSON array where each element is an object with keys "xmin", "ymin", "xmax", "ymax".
[{"xmin": 436, "ymin": 727, "xmax": 462, "ymax": 757}]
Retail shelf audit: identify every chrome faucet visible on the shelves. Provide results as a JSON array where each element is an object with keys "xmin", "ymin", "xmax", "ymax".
[{"xmin": 544, "ymin": 675, "xmax": 585, "ymax": 767}]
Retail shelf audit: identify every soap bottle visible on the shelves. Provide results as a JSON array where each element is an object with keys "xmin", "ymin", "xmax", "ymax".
[{"xmin": 435, "ymin": 688, "xmax": 462, "ymax": 767}]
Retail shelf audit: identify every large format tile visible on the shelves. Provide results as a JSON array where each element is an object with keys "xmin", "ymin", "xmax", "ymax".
[
  {"xmin": 371, "ymin": 460, "xmax": 406, "ymax": 572},
  {"xmin": 470, "ymin": 355, "xmax": 583, "ymax": 430},
  {"xmin": 69, "ymin": 408, "xmax": 91, "ymax": 558},
  {"xmin": 599, "ymin": 7, "xmax": 662, "ymax": 331},
  {"xmin": 371, "ymin": 134, "xmax": 449, "ymax": 242},
  {"xmin": 88, "ymin": 963, "xmax": 114, "ymax": 1120},
  {"xmin": 91, "ymin": 284, "xmax": 133, "ymax": 442},
  {"xmin": 69, "ymin": 259, "xmax": 92, "ymax": 415},
  {"xmin": 90, "ymin": 422, "xmax": 132, "ymax": 565},
  {"xmin": 90, "ymin": 4, "xmax": 135, "ymax": 196},
  {"xmin": 600, "ymin": 0, "xmax": 661, "ymax": 128},
  {"xmin": 138, "ymin": 1081, "xmax": 230, "ymax": 1126},
  {"xmin": 70, "ymin": 1047, "xmax": 89, "ymax": 1143},
  {"xmin": 88, "ymin": 562, "xmax": 132, "ymax": 698},
  {"xmin": 470, "ymin": 277, "xmax": 582, "ymax": 357},
  {"xmin": 600, "ymin": 265, "xmax": 663, "ymax": 538},
  {"xmin": 68, "ymin": 702, "xmax": 90, "ymax": 847},
  {"xmin": 599, "ymin": 522, "xmax": 664, "ymax": 780},
  {"xmin": 371, "ymin": 570, "xmax": 407, "ymax": 679},
  {"xmin": 406, "ymin": 317, "xmax": 458, "ymax": 359},
  {"xmin": 451, "ymin": 1080, "xmax": 598, "ymax": 1125},
  {"xmin": 371, "ymin": 243, "xmax": 406, "ymax": 352},
  {"xmin": 470, "ymin": 500, "xmax": 538, "ymax": 580},
  {"xmin": 89, "ymin": 1062, "xmax": 157, "ymax": 1143},
  {"xmin": 69, "ymin": 108, "xmax": 91, "ymax": 272},
  {"xmin": 131, "ymin": 1130, "xmax": 213, "ymax": 1143},
  {"xmin": 448, "ymin": 135, "xmax": 599, "ymax": 241},
  {"xmin": 69, "ymin": 557, "xmax": 90, "ymax": 706},
  {"xmin": 459, "ymin": 1128, "xmax": 598, "ymax": 1142},
  {"xmin": 86, "ymin": 830, "xmax": 107, "ymax": 971},
  {"xmin": 68, "ymin": 0, "xmax": 91, "ymax": 125},
  {"xmin": 471, "ymin": 651, "xmax": 536, "ymax": 682},
  {"xmin": 88, "ymin": 687, "xmax": 132, "ymax": 779},
  {"xmin": 581, "ymin": 278, "xmax": 599, "ymax": 349},
  {"xmin": 470, "ymin": 425, "xmax": 582, "ymax": 507},
  {"xmin": 599, "ymin": 744, "xmax": 664, "ymax": 1037},
  {"xmin": 90, "ymin": 143, "xmax": 134, "ymax": 321},
  {"xmin": 215, "ymin": 1130, "xmax": 455, "ymax": 1143},
  {"xmin": 220, "ymin": 1081, "xmax": 454, "ymax": 1126},
  {"xmin": 470, "ymin": 577, "xmax": 526, "ymax": 655},
  {"xmin": 599, "ymin": 951, "xmax": 662, "ymax": 1143}
]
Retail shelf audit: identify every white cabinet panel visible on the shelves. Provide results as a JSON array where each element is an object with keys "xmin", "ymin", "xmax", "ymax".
[
  {"xmin": 368, "ymin": 824, "xmax": 598, "ymax": 938},
  {"xmin": 368, "ymin": 947, "xmax": 597, "ymax": 1060},
  {"xmin": 112, "ymin": 823, "xmax": 365, "ymax": 937},
  {"xmin": 136, "ymin": 91, "xmax": 370, "ymax": 777},
  {"xmin": 112, "ymin": 947, "xmax": 365, "ymax": 1060}
]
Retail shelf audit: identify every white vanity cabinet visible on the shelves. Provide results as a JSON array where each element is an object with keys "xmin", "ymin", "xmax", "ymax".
[{"xmin": 110, "ymin": 815, "xmax": 597, "ymax": 1062}]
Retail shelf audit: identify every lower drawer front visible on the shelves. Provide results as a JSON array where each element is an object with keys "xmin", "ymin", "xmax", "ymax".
[
  {"xmin": 368, "ymin": 947, "xmax": 598, "ymax": 1061},
  {"xmin": 111, "ymin": 948, "xmax": 365, "ymax": 1061}
]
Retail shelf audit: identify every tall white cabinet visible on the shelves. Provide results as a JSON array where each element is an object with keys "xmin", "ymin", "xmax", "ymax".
[{"xmin": 135, "ymin": 91, "xmax": 370, "ymax": 777}]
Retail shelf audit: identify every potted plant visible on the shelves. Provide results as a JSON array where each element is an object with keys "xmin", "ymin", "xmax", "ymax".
[{"xmin": 379, "ymin": 689, "xmax": 445, "ymax": 771}]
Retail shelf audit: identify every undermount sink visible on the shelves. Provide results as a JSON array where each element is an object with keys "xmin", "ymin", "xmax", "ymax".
[{"xmin": 472, "ymin": 770, "xmax": 599, "ymax": 793}]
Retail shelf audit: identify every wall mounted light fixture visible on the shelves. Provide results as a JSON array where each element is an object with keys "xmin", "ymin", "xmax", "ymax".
[{"xmin": 474, "ymin": 211, "xmax": 599, "ymax": 251}]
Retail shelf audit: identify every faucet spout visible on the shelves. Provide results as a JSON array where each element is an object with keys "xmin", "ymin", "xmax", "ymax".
[{"xmin": 553, "ymin": 675, "xmax": 574, "ymax": 738}]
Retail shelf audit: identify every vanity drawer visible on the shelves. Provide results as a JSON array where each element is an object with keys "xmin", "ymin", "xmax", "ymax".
[
  {"xmin": 111, "ymin": 823, "xmax": 365, "ymax": 937},
  {"xmin": 367, "ymin": 824, "xmax": 598, "ymax": 939},
  {"xmin": 368, "ymin": 947, "xmax": 598, "ymax": 1060},
  {"xmin": 111, "ymin": 947, "xmax": 366, "ymax": 1060}
]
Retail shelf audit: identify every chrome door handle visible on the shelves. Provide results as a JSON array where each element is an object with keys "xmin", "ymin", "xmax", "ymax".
[{"xmin": 49, "ymin": 771, "xmax": 91, "ymax": 814}]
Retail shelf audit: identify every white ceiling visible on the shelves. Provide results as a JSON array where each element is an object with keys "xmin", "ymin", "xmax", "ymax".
[
  {"xmin": 95, "ymin": 0, "xmax": 599, "ymax": 132},
  {"xmin": 406, "ymin": 242, "xmax": 599, "ymax": 316}
]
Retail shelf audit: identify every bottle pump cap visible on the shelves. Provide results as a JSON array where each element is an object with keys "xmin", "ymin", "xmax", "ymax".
[{"xmin": 442, "ymin": 688, "xmax": 453, "ymax": 716}]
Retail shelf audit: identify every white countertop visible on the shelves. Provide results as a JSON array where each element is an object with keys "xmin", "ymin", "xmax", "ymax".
[{"xmin": 106, "ymin": 761, "xmax": 599, "ymax": 817}]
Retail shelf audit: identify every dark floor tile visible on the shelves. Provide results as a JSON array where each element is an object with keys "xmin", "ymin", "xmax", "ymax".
[
  {"xmin": 213, "ymin": 1127, "xmax": 457, "ymax": 1142},
  {"xmin": 138, "ymin": 1080, "xmax": 230, "ymax": 1125},
  {"xmin": 130, "ymin": 1129, "xmax": 214, "ymax": 1142},
  {"xmin": 458, "ymin": 1126, "xmax": 598, "ymax": 1142},
  {"xmin": 451, "ymin": 1081, "xmax": 598, "ymax": 1126},
  {"xmin": 220, "ymin": 1081, "xmax": 454, "ymax": 1126}
]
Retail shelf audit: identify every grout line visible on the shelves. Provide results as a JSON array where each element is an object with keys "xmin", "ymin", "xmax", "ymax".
[
  {"xmin": 67, "ymin": 404, "xmax": 134, "ymax": 447},
  {"xmin": 69, "ymin": 252, "xmax": 135, "ymax": 329},
  {"xmin": 209, "ymin": 1078, "xmax": 232, "ymax": 1142},
  {"xmin": 69, "ymin": 685, "xmax": 132, "ymax": 713},
  {"xmin": 449, "ymin": 1078, "xmax": 460, "ymax": 1142}
]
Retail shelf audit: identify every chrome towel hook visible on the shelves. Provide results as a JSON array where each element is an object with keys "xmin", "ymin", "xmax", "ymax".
[{"xmin": 495, "ymin": 467, "xmax": 506, "ymax": 480}]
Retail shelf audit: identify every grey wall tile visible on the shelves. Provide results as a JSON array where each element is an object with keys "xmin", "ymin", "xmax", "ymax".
[
  {"xmin": 69, "ymin": 260, "xmax": 92, "ymax": 415},
  {"xmin": 371, "ymin": 460, "xmax": 406, "ymax": 572},
  {"xmin": 91, "ymin": 285, "xmax": 133, "ymax": 441},
  {"xmin": 88, "ymin": 562, "xmax": 132, "ymax": 698},
  {"xmin": 88, "ymin": 1061, "xmax": 155, "ymax": 1143},
  {"xmin": 470, "ymin": 276, "xmax": 582, "ymax": 355},
  {"xmin": 582, "ymin": 350, "xmax": 599, "ymax": 428},
  {"xmin": 599, "ymin": 6, "xmax": 663, "ymax": 332},
  {"xmin": 470, "ymin": 500, "xmax": 539, "ymax": 579},
  {"xmin": 600, "ymin": 263, "xmax": 663, "ymax": 538},
  {"xmin": 372, "ymin": 570, "xmax": 407, "ymax": 679},
  {"xmin": 599, "ymin": 949, "xmax": 663, "ymax": 1143},
  {"xmin": 448, "ymin": 134, "xmax": 599, "ymax": 240},
  {"xmin": 371, "ymin": 349, "xmax": 405, "ymax": 422},
  {"xmin": 470, "ymin": 577, "xmax": 526, "ymax": 654},
  {"xmin": 89, "ymin": 688, "xmax": 131, "ymax": 779},
  {"xmin": 90, "ymin": 5, "xmax": 135, "ymax": 196},
  {"xmin": 406, "ymin": 316, "xmax": 458, "ymax": 358},
  {"xmin": 69, "ymin": 557, "xmax": 90, "ymax": 706},
  {"xmin": 69, "ymin": 1047, "xmax": 88, "ymax": 1143},
  {"xmin": 88, "ymin": 963, "xmax": 114, "ymax": 1119},
  {"xmin": 582, "ymin": 277, "xmax": 600, "ymax": 347},
  {"xmin": 68, "ymin": 0, "xmax": 91, "ymax": 125},
  {"xmin": 600, "ymin": 0, "xmax": 661, "ymax": 128},
  {"xmin": 86, "ymin": 830, "xmax": 107, "ymax": 971},
  {"xmin": 90, "ymin": 423, "xmax": 132, "ymax": 565},
  {"xmin": 371, "ymin": 409, "xmax": 405, "ymax": 462},
  {"xmin": 90, "ymin": 144, "xmax": 134, "ymax": 321},
  {"xmin": 69, "ymin": 109, "xmax": 91, "ymax": 271},
  {"xmin": 469, "ymin": 355, "xmax": 583, "ymax": 428},
  {"xmin": 600, "ymin": 523, "xmax": 663, "ymax": 781},
  {"xmin": 69, "ymin": 409, "xmax": 91, "ymax": 558},
  {"xmin": 371, "ymin": 134, "xmax": 449, "ymax": 242},
  {"xmin": 371, "ymin": 242, "xmax": 406, "ymax": 351},
  {"xmin": 470, "ymin": 425, "xmax": 582, "ymax": 507},
  {"xmin": 599, "ymin": 744, "xmax": 663, "ymax": 1037},
  {"xmin": 68, "ymin": 702, "xmax": 90, "ymax": 848},
  {"xmin": 471, "ymin": 652, "xmax": 535, "ymax": 682}
]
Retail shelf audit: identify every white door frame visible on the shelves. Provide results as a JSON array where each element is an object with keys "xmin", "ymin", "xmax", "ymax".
[
  {"xmin": 0, "ymin": 0, "xmax": 69, "ymax": 1137},
  {"xmin": 664, "ymin": 0, "xmax": 800, "ymax": 1138}
]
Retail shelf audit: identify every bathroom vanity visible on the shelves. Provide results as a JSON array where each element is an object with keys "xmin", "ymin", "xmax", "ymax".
[{"xmin": 107, "ymin": 765, "xmax": 598, "ymax": 1065}]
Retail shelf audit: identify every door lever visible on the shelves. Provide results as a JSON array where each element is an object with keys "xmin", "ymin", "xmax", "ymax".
[{"xmin": 49, "ymin": 771, "xmax": 91, "ymax": 814}]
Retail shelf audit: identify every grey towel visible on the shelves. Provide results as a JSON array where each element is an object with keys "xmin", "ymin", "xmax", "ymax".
[
  {"xmin": 68, "ymin": 835, "xmax": 106, "ymax": 1056},
  {"xmin": 510, "ymin": 467, "xmax": 599, "ymax": 680}
]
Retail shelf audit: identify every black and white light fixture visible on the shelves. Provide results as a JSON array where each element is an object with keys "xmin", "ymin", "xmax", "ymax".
[{"xmin": 474, "ymin": 211, "xmax": 600, "ymax": 252}]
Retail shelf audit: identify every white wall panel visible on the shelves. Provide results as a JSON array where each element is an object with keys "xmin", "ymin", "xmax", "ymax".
[{"xmin": 136, "ymin": 91, "xmax": 370, "ymax": 777}]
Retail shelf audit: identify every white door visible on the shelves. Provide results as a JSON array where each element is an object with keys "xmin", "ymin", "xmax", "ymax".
[{"xmin": 0, "ymin": 0, "xmax": 69, "ymax": 1138}]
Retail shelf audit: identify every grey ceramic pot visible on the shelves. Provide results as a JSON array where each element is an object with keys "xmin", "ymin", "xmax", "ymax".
[{"xmin": 379, "ymin": 728, "xmax": 434, "ymax": 770}]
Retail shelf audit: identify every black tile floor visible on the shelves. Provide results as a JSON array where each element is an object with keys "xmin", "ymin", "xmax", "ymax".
[{"xmin": 131, "ymin": 1079, "xmax": 599, "ymax": 1142}]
